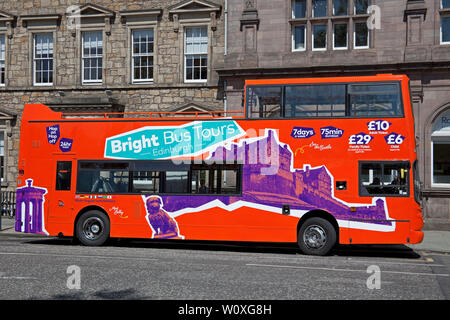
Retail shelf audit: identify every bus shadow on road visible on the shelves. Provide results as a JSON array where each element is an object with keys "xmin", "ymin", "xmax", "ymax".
[{"xmin": 25, "ymin": 237, "xmax": 422, "ymax": 259}]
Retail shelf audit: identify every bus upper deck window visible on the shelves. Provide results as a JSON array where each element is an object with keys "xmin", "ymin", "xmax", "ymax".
[
  {"xmin": 349, "ymin": 83, "xmax": 402, "ymax": 117},
  {"xmin": 247, "ymin": 86, "xmax": 283, "ymax": 118},
  {"xmin": 285, "ymin": 84, "xmax": 346, "ymax": 118}
]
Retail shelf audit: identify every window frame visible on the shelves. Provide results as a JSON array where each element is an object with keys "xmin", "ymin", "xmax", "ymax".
[
  {"xmin": 333, "ymin": 0, "xmax": 349, "ymax": 16},
  {"xmin": 184, "ymin": 25, "xmax": 208, "ymax": 84},
  {"xmin": 55, "ymin": 161, "xmax": 72, "ymax": 191},
  {"xmin": 81, "ymin": 30, "xmax": 103, "ymax": 85},
  {"xmin": 354, "ymin": 0, "xmax": 369, "ymax": 15},
  {"xmin": 33, "ymin": 33, "xmax": 54, "ymax": 87},
  {"xmin": 131, "ymin": 28, "xmax": 155, "ymax": 83},
  {"xmin": 292, "ymin": 0, "xmax": 307, "ymax": 19},
  {"xmin": 333, "ymin": 22, "xmax": 348, "ymax": 50},
  {"xmin": 354, "ymin": 21, "xmax": 370, "ymax": 49},
  {"xmin": 440, "ymin": 15, "xmax": 450, "ymax": 45},
  {"xmin": 312, "ymin": 24, "xmax": 328, "ymax": 51},
  {"xmin": 312, "ymin": 0, "xmax": 328, "ymax": 18},
  {"xmin": 431, "ymin": 140, "xmax": 450, "ymax": 188},
  {"xmin": 292, "ymin": 24, "xmax": 307, "ymax": 52},
  {"xmin": 358, "ymin": 161, "xmax": 411, "ymax": 198}
]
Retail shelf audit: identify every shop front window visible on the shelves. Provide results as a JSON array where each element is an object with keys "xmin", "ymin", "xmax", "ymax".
[{"xmin": 431, "ymin": 109, "xmax": 450, "ymax": 186}]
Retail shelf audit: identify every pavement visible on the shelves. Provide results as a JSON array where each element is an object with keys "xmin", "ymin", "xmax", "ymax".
[{"xmin": 1, "ymin": 215, "xmax": 449, "ymax": 254}]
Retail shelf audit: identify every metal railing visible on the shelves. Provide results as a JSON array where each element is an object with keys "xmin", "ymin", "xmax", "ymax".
[{"xmin": 0, "ymin": 191, "xmax": 16, "ymax": 217}]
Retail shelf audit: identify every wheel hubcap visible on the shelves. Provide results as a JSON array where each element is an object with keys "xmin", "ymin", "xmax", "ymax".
[
  {"xmin": 82, "ymin": 217, "xmax": 104, "ymax": 240},
  {"xmin": 303, "ymin": 225, "xmax": 327, "ymax": 250}
]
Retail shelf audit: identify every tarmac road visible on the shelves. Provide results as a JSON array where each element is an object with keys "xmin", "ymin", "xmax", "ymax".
[{"xmin": 0, "ymin": 233, "xmax": 449, "ymax": 301}]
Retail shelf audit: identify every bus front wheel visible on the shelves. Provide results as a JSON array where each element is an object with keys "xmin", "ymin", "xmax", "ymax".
[
  {"xmin": 298, "ymin": 217, "xmax": 337, "ymax": 256},
  {"xmin": 75, "ymin": 210, "xmax": 110, "ymax": 246}
]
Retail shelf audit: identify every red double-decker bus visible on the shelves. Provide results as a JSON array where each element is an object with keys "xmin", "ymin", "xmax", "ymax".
[{"xmin": 15, "ymin": 74, "xmax": 423, "ymax": 255}]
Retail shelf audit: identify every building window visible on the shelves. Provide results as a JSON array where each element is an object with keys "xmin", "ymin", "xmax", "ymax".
[
  {"xmin": 0, "ymin": 35, "xmax": 5, "ymax": 86},
  {"xmin": 333, "ymin": 0, "xmax": 348, "ymax": 16},
  {"xmin": 442, "ymin": 0, "xmax": 450, "ymax": 9},
  {"xmin": 313, "ymin": 24, "xmax": 327, "ymax": 50},
  {"xmin": 132, "ymin": 29, "xmax": 154, "ymax": 83},
  {"xmin": 292, "ymin": 0, "xmax": 307, "ymax": 18},
  {"xmin": 184, "ymin": 26, "xmax": 208, "ymax": 83},
  {"xmin": 313, "ymin": 0, "xmax": 328, "ymax": 17},
  {"xmin": 432, "ymin": 142, "xmax": 450, "ymax": 185},
  {"xmin": 354, "ymin": 0, "xmax": 369, "ymax": 14},
  {"xmin": 441, "ymin": 16, "xmax": 450, "ymax": 44},
  {"xmin": 33, "ymin": 34, "xmax": 53, "ymax": 86},
  {"xmin": 292, "ymin": 25, "xmax": 306, "ymax": 51},
  {"xmin": 431, "ymin": 109, "xmax": 450, "ymax": 187},
  {"xmin": 82, "ymin": 31, "xmax": 103, "ymax": 84},
  {"xmin": 333, "ymin": 23, "xmax": 348, "ymax": 49},
  {"xmin": 354, "ymin": 22, "xmax": 369, "ymax": 48}
]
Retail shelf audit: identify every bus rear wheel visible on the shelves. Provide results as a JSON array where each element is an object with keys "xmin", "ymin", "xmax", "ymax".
[
  {"xmin": 76, "ymin": 210, "xmax": 110, "ymax": 246},
  {"xmin": 298, "ymin": 217, "xmax": 337, "ymax": 256}
]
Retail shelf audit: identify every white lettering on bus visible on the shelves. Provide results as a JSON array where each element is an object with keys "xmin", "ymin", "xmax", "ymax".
[{"xmin": 110, "ymin": 134, "xmax": 160, "ymax": 154}]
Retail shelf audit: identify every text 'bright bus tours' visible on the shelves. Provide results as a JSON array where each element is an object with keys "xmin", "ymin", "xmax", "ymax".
[{"xmin": 15, "ymin": 74, "xmax": 423, "ymax": 255}]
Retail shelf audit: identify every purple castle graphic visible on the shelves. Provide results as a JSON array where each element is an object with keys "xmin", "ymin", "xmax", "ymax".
[
  {"xmin": 160, "ymin": 130, "xmax": 390, "ymax": 226},
  {"xmin": 15, "ymin": 179, "xmax": 48, "ymax": 234},
  {"xmin": 144, "ymin": 195, "xmax": 183, "ymax": 239}
]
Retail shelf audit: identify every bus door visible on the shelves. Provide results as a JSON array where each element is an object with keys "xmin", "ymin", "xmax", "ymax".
[{"xmin": 49, "ymin": 158, "xmax": 76, "ymax": 223}]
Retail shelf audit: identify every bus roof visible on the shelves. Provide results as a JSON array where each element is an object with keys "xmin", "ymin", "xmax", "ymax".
[{"xmin": 244, "ymin": 74, "xmax": 409, "ymax": 86}]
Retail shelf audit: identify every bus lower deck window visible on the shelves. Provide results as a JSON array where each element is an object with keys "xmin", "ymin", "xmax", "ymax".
[
  {"xmin": 76, "ymin": 161, "xmax": 241, "ymax": 195},
  {"xmin": 359, "ymin": 161, "xmax": 410, "ymax": 197}
]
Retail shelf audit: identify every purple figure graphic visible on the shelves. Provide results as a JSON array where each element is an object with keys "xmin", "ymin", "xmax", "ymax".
[
  {"xmin": 144, "ymin": 196, "xmax": 183, "ymax": 239},
  {"xmin": 15, "ymin": 179, "xmax": 48, "ymax": 235}
]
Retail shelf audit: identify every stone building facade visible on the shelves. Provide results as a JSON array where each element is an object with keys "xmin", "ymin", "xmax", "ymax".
[
  {"xmin": 0, "ymin": 0, "xmax": 226, "ymax": 189},
  {"xmin": 219, "ymin": 0, "xmax": 450, "ymax": 229}
]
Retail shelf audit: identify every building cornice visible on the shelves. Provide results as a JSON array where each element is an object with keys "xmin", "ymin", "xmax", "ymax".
[{"xmin": 216, "ymin": 61, "xmax": 450, "ymax": 77}]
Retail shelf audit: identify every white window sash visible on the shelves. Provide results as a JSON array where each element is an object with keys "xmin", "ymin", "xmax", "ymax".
[
  {"xmin": 33, "ymin": 34, "xmax": 54, "ymax": 86},
  {"xmin": 431, "ymin": 140, "xmax": 450, "ymax": 187},
  {"xmin": 441, "ymin": 16, "xmax": 450, "ymax": 45},
  {"xmin": 292, "ymin": 25, "xmax": 306, "ymax": 51},
  {"xmin": 131, "ymin": 29, "xmax": 154, "ymax": 83},
  {"xmin": 333, "ymin": 23, "xmax": 348, "ymax": 50},
  {"xmin": 82, "ymin": 31, "xmax": 103, "ymax": 84},
  {"xmin": 354, "ymin": 23, "xmax": 370, "ymax": 49},
  {"xmin": 184, "ymin": 26, "xmax": 208, "ymax": 83},
  {"xmin": 312, "ymin": 25, "xmax": 327, "ymax": 51}
]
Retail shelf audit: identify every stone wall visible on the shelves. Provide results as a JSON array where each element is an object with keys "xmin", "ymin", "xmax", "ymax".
[{"xmin": 0, "ymin": 0, "xmax": 226, "ymax": 189}]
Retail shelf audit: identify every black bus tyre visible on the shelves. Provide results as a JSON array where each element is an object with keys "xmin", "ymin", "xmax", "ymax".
[
  {"xmin": 298, "ymin": 217, "xmax": 337, "ymax": 256},
  {"xmin": 75, "ymin": 210, "xmax": 110, "ymax": 246}
]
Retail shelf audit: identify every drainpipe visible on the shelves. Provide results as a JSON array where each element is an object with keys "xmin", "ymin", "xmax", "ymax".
[
  {"xmin": 224, "ymin": 0, "xmax": 228, "ymax": 56},
  {"xmin": 224, "ymin": 0, "xmax": 228, "ymax": 115}
]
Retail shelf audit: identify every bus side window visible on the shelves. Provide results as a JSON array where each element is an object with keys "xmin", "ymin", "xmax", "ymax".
[
  {"xmin": 360, "ymin": 162, "xmax": 410, "ymax": 197},
  {"xmin": 56, "ymin": 161, "xmax": 72, "ymax": 191},
  {"xmin": 247, "ymin": 86, "xmax": 283, "ymax": 118},
  {"xmin": 285, "ymin": 84, "xmax": 346, "ymax": 118},
  {"xmin": 349, "ymin": 83, "xmax": 402, "ymax": 117}
]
